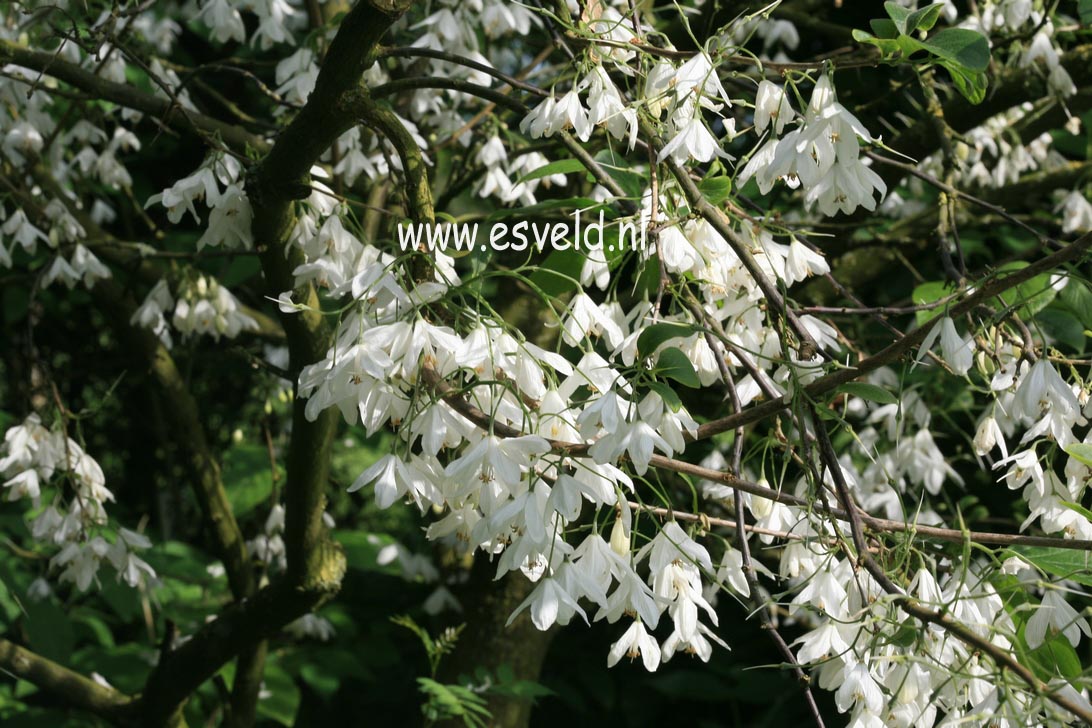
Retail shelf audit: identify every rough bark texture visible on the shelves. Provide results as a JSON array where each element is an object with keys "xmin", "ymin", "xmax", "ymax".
[{"xmin": 439, "ymin": 559, "xmax": 556, "ymax": 728}]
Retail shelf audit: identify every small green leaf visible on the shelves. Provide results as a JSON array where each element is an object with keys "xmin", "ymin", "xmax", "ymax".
[
  {"xmin": 25, "ymin": 600, "xmax": 75, "ymax": 663},
  {"xmin": 912, "ymin": 280, "xmax": 952, "ymax": 325},
  {"xmin": 528, "ymin": 247, "xmax": 584, "ymax": 298},
  {"xmin": 1035, "ymin": 308, "xmax": 1085, "ymax": 352},
  {"xmin": 889, "ymin": 621, "xmax": 918, "ymax": 647},
  {"xmin": 593, "ymin": 148, "xmax": 647, "ymax": 199},
  {"xmin": 655, "ymin": 347, "xmax": 700, "ymax": 388},
  {"xmin": 1064, "ymin": 443, "xmax": 1092, "ymax": 468},
  {"xmin": 647, "ymin": 381, "xmax": 683, "ymax": 412},
  {"xmin": 941, "ymin": 61, "xmax": 988, "ymax": 104},
  {"xmin": 1079, "ymin": 0, "xmax": 1092, "ymax": 25},
  {"xmin": 222, "ymin": 444, "xmax": 274, "ymax": 519},
  {"xmin": 698, "ymin": 176, "xmax": 732, "ymax": 205},
  {"xmin": 1010, "ymin": 546, "xmax": 1092, "ymax": 588},
  {"xmin": 839, "ymin": 382, "xmax": 899, "ymax": 405},
  {"xmin": 905, "ymin": 2, "xmax": 946, "ymax": 33},
  {"xmin": 256, "ymin": 663, "xmax": 301, "ymax": 726},
  {"xmin": 855, "ymin": 27, "xmax": 901, "ymax": 54},
  {"xmin": 636, "ymin": 322, "xmax": 694, "ymax": 359},
  {"xmin": 868, "ymin": 19, "xmax": 900, "ymax": 39},
  {"xmin": 1059, "ymin": 280, "xmax": 1092, "ymax": 326},
  {"xmin": 516, "ymin": 159, "xmax": 586, "ymax": 185},
  {"xmin": 996, "ymin": 261, "xmax": 1059, "ymax": 318},
  {"xmin": 883, "ymin": 1, "xmax": 912, "ymax": 33},
  {"xmin": 920, "ymin": 28, "xmax": 990, "ymax": 71}
]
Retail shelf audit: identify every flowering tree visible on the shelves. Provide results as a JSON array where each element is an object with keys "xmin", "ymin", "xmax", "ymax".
[{"xmin": 1, "ymin": 0, "xmax": 1092, "ymax": 725}]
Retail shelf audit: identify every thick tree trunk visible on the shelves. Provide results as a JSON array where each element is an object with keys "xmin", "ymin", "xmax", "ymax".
[{"xmin": 438, "ymin": 560, "xmax": 555, "ymax": 728}]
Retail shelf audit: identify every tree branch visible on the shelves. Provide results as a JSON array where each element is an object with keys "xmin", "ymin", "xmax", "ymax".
[
  {"xmin": 882, "ymin": 44, "xmax": 1092, "ymax": 190},
  {"xmin": 694, "ymin": 231, "xmax": 1091, "ymax": 439},
  {"xmin": 0, "ymin": 639, "xmax": 137, "ymax": 725},
  {"xmin": 420, "ymin": 366, "xmax": 1092, "ymax": 552},
  {"xmin": 0, "ymin": 39, "xmax": 264, "ymax": 154},
  {"xmin": 810, "ymin": 410, "xmax": 1092, "ymax": 725},
  {"xmin": 246, "ymin": 0, "xmax": 413, "ymax": 587}
]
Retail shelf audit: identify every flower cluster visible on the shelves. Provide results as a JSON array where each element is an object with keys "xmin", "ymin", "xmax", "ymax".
[{"xmin": 1, "ymin": 415, "xmax": 155, "ymax": 591}]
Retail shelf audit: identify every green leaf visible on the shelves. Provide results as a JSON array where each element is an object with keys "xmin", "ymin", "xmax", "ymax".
[
  {"xmin": 1035, "ymin": 308, "xmax": 1086, "ymax": 352},
  {"xmin": 698, "ymin": 176, "xmax": 732, "ymax": 205},
  {"xmin": 24, "ymin": 600, "xmax": 75, "ymax": 663},
  {"xmin": 655, "ymin": 347, "xmax": 700, "ymax": 388},
  {"xmin": 255, "ymin": 663, "xmax": 300, "ymax": 726},
  {"xmin": 883, "ymin": 2, "xmax": 912, "ymax": 33},
  {"xmin": 222, "ymin": 444, "xmax": 274, "ymax": 519},
  {"xmin": 528, "ymin": 247, "xmax": 584, "ymax": 298},
  {"xmin": 1079, "ymin": 0, "xmax": 1092, "ymax": 25},
  {"xmin": 905, "ymin": 3, "xmax": 946, "ymax": 33},
  {"xmin": 592, "ymin": 149, "xmax": 647, "ymax": 199},
  {"xmin": 636, "ymin": 322, "xmax": 694, "ymax": 359},
  {"xmin": 71, "ymin": 608, "xmax": 115, "ymax": 648},
  {"xmin": 647, "ymin": 381, "xmax": 683, "ymax": 412},
  {"xmin": 854, "ymin": 27, "xmax": 900, "ymax": 54},
  {"xmin": 1025, "ymin": 627, "xmax": 1083, "ymax": 681},
  {"xmin": 996, "ymin": 261, "xmax": 1059, "ymax": 318},
  {"xmin": 1010, "ymin": 546, "xmax": 1092, "ymax": 588},
  {"xmin": 941, "ymin": 61, "xmax": 988, "ymax": 104},
  {"xmin": 516, "ymin": 159, "xmax": 587, "ymax": 185},
  {"xmin": 889, "ymin": 621, "xmax": 918, "ymax": 648},
  {"xmin": 1064, "ymin": 443, "xmax": 1092, "ymax": 468},
  {"xmin": 1059, "ymin": 280, "xmax": 1092, "ymax": 327},
  {"xmin": 911, "ymin": 280, "xmax": 952, "ymax": 325},
  {"xmin": 919, "ymin": 28, "xmax": 990, "ymax": 71},
  {"xmin": 839, "ymin": 382, "xmax": 899, "ymax": 405}
]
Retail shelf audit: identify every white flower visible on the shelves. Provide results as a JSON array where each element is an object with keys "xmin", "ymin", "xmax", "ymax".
[
  {"xmin": 197, "ymin": 185, "xmax": 253, "ymax": 250},
  {"xmin": 3, "ymin": 469, "xmax": 40, "ymax": 501},
  {"xmin": 41, "ymin": 255, "xmax": 81, "ymax": 289},
  {"xmin": 285, "ymin": 613, "xmax": 336, "ymax": 641},
  {"xmin": 754, "ymin": 80, "xmax": 795, "ymax": 135},
  {"xmin": 673, "ymin": 53, "xmax": 730, "ymax": 111},
  {"xmin": 657, "ymin": 117, "xmax": 728, "ymax": 165},
  {"xmin": 70, "ymin": 245, "xmax": 112, "ymax": 288},
  {"xmin": 561, "ymin": 293, "xmax": 625, "ymax": 349},
  {"xmin": 1013, "ymin": 359, "xmax": 1085, "ymax": 445},
  {"xmin": 607, "ymin": 619, "xmax": 661, "ymax": 671},
  {"xmin": 784, "ymin": 239, "xmax": 829, "ymax": 283},
  {"xmin": 583, "ymin": 66, "xmax": 638, "ymax": 149},
  {"xmin": 1055, "ymin": 190, "xmax": 1092, "ymax": 234},
  {"xmin": 917, "ymin": 316, "xmax": 974, "ymax": 376},
  {"xmin": 661, "ymin": 621, "xmax": 728, "ymax": 663},
  {"xmin": 554, "ymin": 91, "xmax": 592, "ymax": 141},
  {"xmin": 52, "ymin": 538, "xmax": 110, "ymax": 592},
  {"xmin": 508, "ymin": 570, "xmax": 588, "ymax": 631},
  {"xmin": 519, "ymin": 92, "xmax": 590, "ymax": 141},
  {"xmin": 198, "ymin": 0, "xmax": 246, "ymax": 43},
  {"xmin": 740, "ymin": 74, "xmax": 885, "ymax": 216},
  {"xmin": 1026, "ymin": 589, "xmax": 1092, "ymax": 649},
  {"xmin": 836, "ymin": 663, "xmax": 884, "ymax": 714},
  {"xmin": 350, "ymin": 453, "xmax": 438, "ymax": 511},
  {"xmin": 973, "ymin": 414, "xmax": 1008, "ymax": 458},
  {"xmin": 643, "ymin": 60, "xmax": 677, "ymax": 118},
  {"xmin": 445, "ymin": 434, "xmax": 550, "ymax": 498},
  {"xmin": 794, "ymin": 620, "xmax": 849, "ymax": 664}
]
